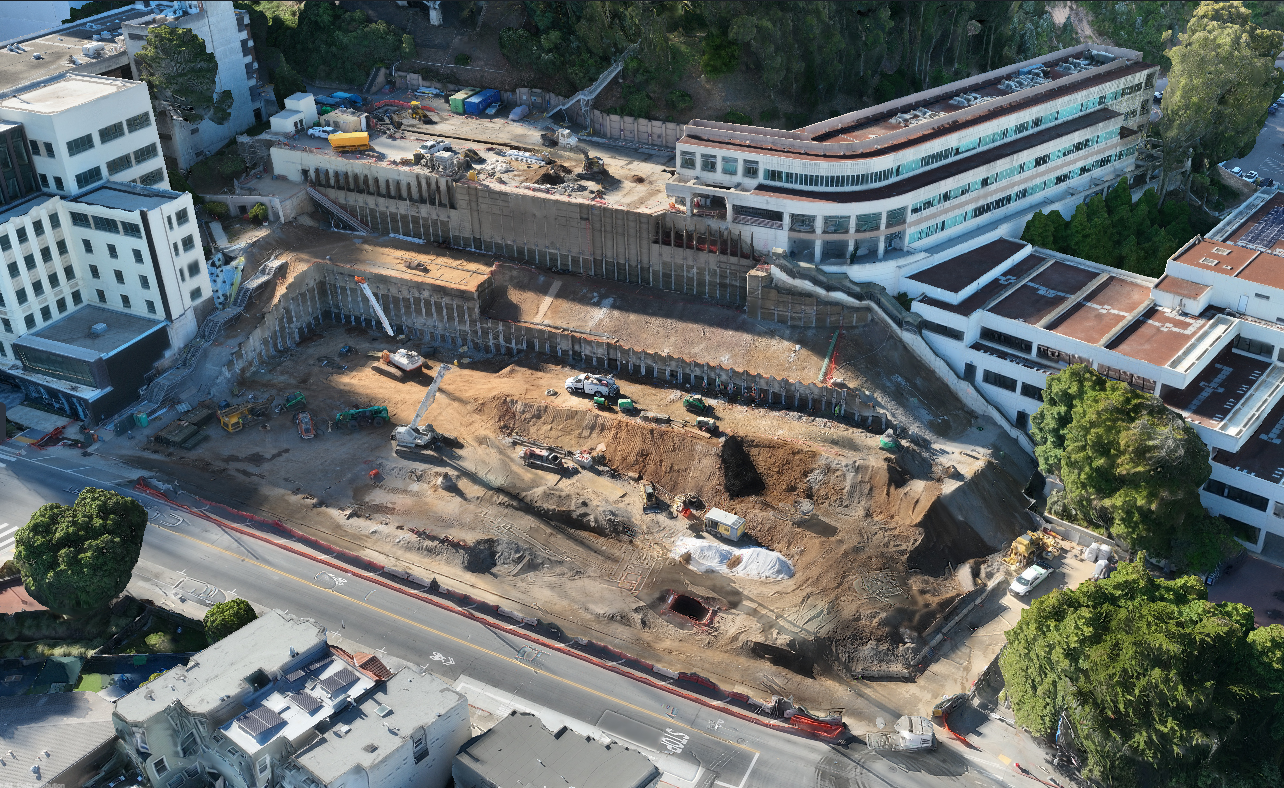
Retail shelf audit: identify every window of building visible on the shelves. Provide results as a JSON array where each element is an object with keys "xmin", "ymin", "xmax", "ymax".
[
  {"xmin": 980, "ymin": 327, "xmax": 1033, "ymax": 354},
  {"xmin": 139, "ymin": 274, "xmax": 150, "ymax": 290},
  {"xmin": 92, "ymin": 216, "xmax": 120, "ymax": 234},
  {"xmin": 38, "ymin": 173, "xmax": 49, "ymax": 188},
  {"xmin": 15, "ymin": 288, "xmax": 26, "ymax": 305},
  {"xmin": 181, "ymin": 235, "xmax": 195, "ymax": 252},
  {"xmin": 1233, "ymin": 335, "xmax": 1274, "ymax": 359},
  {"xmin": 822, "ymin": 216, "xmax": 850, "ymax": 234},
  {"xmin": 95, "ymin": 289, "xmax": 105, "ymax": 303},
  {"xmin": 121, "ymin": 221, "xmax": 142, "ymax": 238},
  {"xmin": 679, "ymin": 151, "xmax": 695, "ymax": 170},
  {"xmin": 0, "ymin": 292, "xmax": 4, "ymax": 308},
  {"xmin": 24, "ymin": 313, "xmax": 36, "ymax": 330},
  {"xmin": 256, "ymin": 757, "xmax": 269, "ymax": 777},
  {"xmin": 107, "ymin": 243, "xmax": 118, "ymax": 259},
  {"xmin": 43, "ymin": 142, "xmax": 53, "ymax": 158},
  {"xmin": 70, "ymin": 212, "xmax": 90, "ymax": 228},
  {"xmin": 39, "ymin": 305, "xmax": 50, "ymax": 321},
  {"xmin": 1021, "ymin": 382, "xmax": 1044, "ymax": 401},
  {"xmin": 138, "ymin": 169, "xmax": 164, "ymax": 187},
  {"xmin": 126, "ymin": 112, "xmax": 152, "ymax": 133},
  {"xmin": 47, "ymin": 214, "xmax": 59, "ymax": 231},
  {"xmin": 133, "ymin": 248, "xmax": 144, "ymax": 263},
  {"xmin": 145, "ymin": 299, "xmax": 156, "ymax": 314},
  {"xmin": 89, "ymin": 264, "xmax": 100, "ymax": 279},
  {"xmin": 15, "ymin": 227, "xmax": 27, "ymax": 244},
  {"xmin": 113, "ymin": 269, "xmax": 124, "ymax": 285},
  {"xmin": 75, "ymin": 166, "xmax": 103, "ymax": 189},
  {"xmin": 0, "ymin": 235, "xmax": 9, "ymax": 252},
  {"xmin": 186, "ymin": 260, "xmax": 201, "ymax": 278},
  {"xmin": 981, "ymin": 369, "xmax": 1018, "ymax": 392},
  {"xmin": 29, "ymin": 139, "xmax": 41, "ymax": 157},
  {"xmin": 171, "ymin": 241, "xmax": 178, "ymax": 255},
  {"xmin": 721, "ymin": 157, "xmax": 738, "ymax": 176},
  {"xmin": 1204, "ymin": 479, "xmax": 1269, "ymax": 511},
  {"xmin": 106, "ymin": 153, "xmax": 133, "ymax": 176},
  {"xmin": 120, "ymin": 294, "xmax": 131, "ymax": 309},
  {"xmin": 189, "ymin": 286, "xmax": 203, "ymax": 301},
  {"xmin": 55, "ymin": 297, "xmax": 66, "ymax": 314},
  {"xmin": 66, "ymin": 134, "xmax": 94, "ymax": 157},
  {"xmin": 922, "ymin": 321, "xmax": 964, "ymax": 340},
  {"xmin": 56, "ymin": 239, "xmax": 67, "ymax": 257},
  {"xmin": 39, "ymin": 246, "xmax": 51, "ymax": 263},
  {"xmin": 0, "ymin": 318, "xmax": 9, "ymax": 334},
  {"xmin": 53, "ymin": 175, "xmax": 64, "ymax": 191},
  {"xmin": 23, "ymin": 254, "xmax": 35, "ymax": 271},
  {"xmin": 700, "ymin": 154, "xmax": 717, "ymax": 172},
  {"xmin": 71, "ymin": 289, "xmax": 82, "ymax": 306},
  {"xmin": 743, "ymin": 160, "xmax": 759, "ymax": 178},
  {"xmin": 63, "ymin": 264, "xmax": 74, "ymax": 281},
  {"xmin": 98, "ymin": 122, "xmax": 125, "ymax": 144},
  {"xmin": 175, "ymin": 207, "xmax": 190, "ymax": 226},
  {"xmin": 31, "ymin": 280, "xmax": 43, "ymax": 297},
  {"xmin": 47, "ymin": 272, "xmax": 58, "ymax": 289},
  {"xmin": 412, "ymin": 733, "xmax": 428, "ymax": 763},
  {"xmin": 6, "ymin": 262, "xmax": 16, "ymax": 277},
  {"xmin": 82, "ymin": 238, "xmax": 93, "ymax": 254},
  {"xmin": 132, "ymin": 143, "xmax": 158, "ymax": 166}
]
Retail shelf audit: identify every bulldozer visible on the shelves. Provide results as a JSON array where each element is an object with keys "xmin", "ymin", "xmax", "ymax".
[{"xmin": 1003, "ymin": 530, "xmax": 1055, "ymax": 568}]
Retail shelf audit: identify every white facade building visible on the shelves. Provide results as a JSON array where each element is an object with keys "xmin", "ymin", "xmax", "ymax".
[
  {"xmin": 123, "ymin": 1, "xmax": 266, "ymax": 170},
  {"xmin": 667, "ymin": 44, "xmax": 1156, "ymax": 288},
  {"xmin": 899, "ymin": 189, "xmax": 1284, "ymax": 561},
  {"xmin": 269, "ymin": 93, "xmax": 317, "ymax": 135},
  {"xmin": 113, "ymin": 611, "xmax": 470, "ymax": 788}
]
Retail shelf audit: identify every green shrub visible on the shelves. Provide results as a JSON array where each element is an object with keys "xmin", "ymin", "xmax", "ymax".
[
  {"xmin": 204, "ymin": 599, "xmax": 257, "ymax": 645},
  {"xmin": 723, "ymin": 109, "xmax": 752, "ymax": 125},
  {"xmin": 454, "ymin": 53, "xmax": 471, "ymax": 67},
  {"xmin": 247, "ymin": 202, "xmax": 269, "ymax": 224},
  {"xmin": 204, "ymin": 201, "xmax": 229, "ymax": 219},
  {"xmin": 666, "ymin": 90, "xmax": 693, "ymax": 112},
  {"xmin": 758, "ymin": 107, "xmax": 780, "ymax": 123},
  {"xmin": 700, "ymin": 33, "xmax": 740, "ymax": 78}
]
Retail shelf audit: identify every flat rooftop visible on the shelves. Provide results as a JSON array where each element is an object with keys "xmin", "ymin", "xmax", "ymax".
[
  {"xmin": 1163, "ymin": 347, "xmax": 1271, "ymax": 428},
  {"xmin": 1046, "ymin": 275, "xmax": 1151, "ymax": 345},
  {"xmin": 1213, "ymin": 396, "xmax": 1284, "ymax": 484},
  {"xmin": 1173, "ymin": 240, "xmax": 1258, "ymax": 278},
  {"xmin": 907, "ymin": 238, "xmax": 1029, "ymax": 294},
  {"xmin": 295, "ymin": 670, "xmax": 464, "ymax": 784},
  {"xmin": 989, "ymin": 260, "xmax": 1099, "ymax": 324},
  {"xmin": 1154, "ymin": 274, "xmax": 1210, "ymax": 301},
  {"xmin": 71, "ymin": 181, "xmax": 181, "ymax": 212},
  {"xmin": 1234, "ymin": 250, "xmax": 1284, "ymax": 291},
  {"xmin": 1226, "ymin": 192, "xmax": 1284, "ymax": 248},
  {"xmin": 1106, "ymin": 306, "xmax": 1208, "ymax": 366},
  {"xmin": 0, "ymin": 193, "xmax": 56, "ymax": 225},
  {"xmin": 0, "ymin": 692, "xmax": 115, "ymax": 788},
  {"xmin": 26, "ymin": 303, "xmax": 165, "ymax": 357},
  {"xmin": 456, "ymin": 712, "xmax": 658, "ymax": 788},
  {"xmin": 917, "ymin": 253, "xmax": 1046, "ymax": 316},
  {"xmin": 0, "ymin": 73, "xmax": 135, "ymax": 114},
  {"xmin": 0, "ymin": 8, "xmax": 140, "ymax": 94}
]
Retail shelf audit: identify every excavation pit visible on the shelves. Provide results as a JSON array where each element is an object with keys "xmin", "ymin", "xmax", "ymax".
[{"xmin": 665, "ymin": 592, "xmax": 714, "ymax": 625}]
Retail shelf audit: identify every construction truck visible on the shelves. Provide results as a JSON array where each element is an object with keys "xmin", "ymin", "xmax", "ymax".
[
  {"xmin": 218, "ymin": 402, "xmax": 253, "ymax": 432},
  {"xmin": 695, "ymin": 417, "xmax": 718, "ymax": 435},
  {"xmin": 864, "ymin": 716, "xmax": 936, "ymax": 752},
  {"xmin": 519, "ymin": 447, "xmax": 566, "ymax": 472},
  {"xmin": 374, "ymin": 349, "xmax": 425, "ymax": 382},
  {"xmin": 683, "ymin": 394, "xmax": 710, "ymax": 414},
  {"xmin": 393, "ymin": 365, "xmax": 453, "ymax": 455},
  {"xmin": 1003, "ymin": 530, "xmax": 1055, "ymax": 568},
  {"xmin": 329, "ymin": 132, "xmax": 372, "ymax": 152},
  {"xmin": 336, "ymin": 405, "xmax": 389, "ymax": 432},
  {"xmin": 565, "ymin": 373, "xmax": 619, "ymax": 398}
]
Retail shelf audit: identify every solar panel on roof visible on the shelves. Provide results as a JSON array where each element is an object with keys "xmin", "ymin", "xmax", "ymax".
[
  {"xmin": 306, "ymin": 658, "xmax": 332, "ymax": 674},
  {"xmin": 235, "ymin": 713, "xmax": 272, "ymax": 737},
  {"xmin": 1239, "ymin": 207, "xmax": 1284, "ymax": 249},
  {"xmin": 285, "ymin": 669, "xmax": 306, "ymax": 682},
  {"xmin": 286, "ymin": 691, "xmax": 322, "ymax": 713},
  {"xmin": 317, "ymin": 667, "xmax": 359, "ymax": 694}
]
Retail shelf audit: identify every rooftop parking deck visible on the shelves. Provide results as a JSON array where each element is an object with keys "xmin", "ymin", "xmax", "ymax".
[
  {"xmin": 989, "ymin": 260, "xmax": 1099, "ymax": 324},
  {"xmin": 1162, "ymin": 347, "xmax": 1271, "ymax": 428},
  {"xmin": 1046, "ymin": 275, "xmax": 1151, "ymax": 345},
  {"xmin": 1106, "ymin": 306, "xmax": 1208, "ymax": 366}
]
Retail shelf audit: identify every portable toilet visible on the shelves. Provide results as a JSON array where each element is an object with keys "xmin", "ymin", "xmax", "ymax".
[
  {"xmin": 464, "ymin": 88, "xmax": 500, "ymax": 115},
  {"xmin": 449, "ymin": 87, "xmax": 480, "ymax": 113},
  {"xmin": 704, "ymin": 508, "xmax": 746, "ymax": 541}
]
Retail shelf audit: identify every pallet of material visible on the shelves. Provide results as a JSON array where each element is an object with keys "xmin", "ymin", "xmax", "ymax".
[
  {"xmin": 155, "ymin": 420, "xmax": 203, "ymax": 448},
  {"xmin": 184, "ymin": 406, "xmax": 215, "ymax": 427}
]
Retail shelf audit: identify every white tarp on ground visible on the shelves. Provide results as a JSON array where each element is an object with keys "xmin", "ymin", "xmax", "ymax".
[{"xmin": 671, "ymin": 537, "xmax": 793, "ymax": 581}]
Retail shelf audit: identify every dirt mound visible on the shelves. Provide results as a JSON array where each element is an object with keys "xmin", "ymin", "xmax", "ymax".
[
  {"xmin": 463, "ymin": 537, "xmax": 529, "ymax": 573},
  {"xmin": 518, "ymin": 485, "xmax": 634, "ymax": 537},
  {"xmin": 720, "ymin": 435, "xmax": 763, "ymax": 497}
]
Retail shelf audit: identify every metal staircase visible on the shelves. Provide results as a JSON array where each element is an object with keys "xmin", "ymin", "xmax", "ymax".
[
  {"xmin": 546, "ymin": 42, "xmax": 638, "ymax": 123},
  {"xmin": 307, "ymin": 186, "xmax": 371, "ymax": 234}
]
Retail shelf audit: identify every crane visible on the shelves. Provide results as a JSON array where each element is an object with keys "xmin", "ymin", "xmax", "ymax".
[
  {"xmin": 393, "ymin": 364, "xmax": 454, "ymax": 452},
  {"xmin": 355, "ymin": 276, "xmax": 394, "ymax": 337}
]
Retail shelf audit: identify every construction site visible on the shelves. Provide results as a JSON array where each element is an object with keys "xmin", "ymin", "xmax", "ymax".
[{"xmin": 95, "ymin": 213, "xmax": 1039, "ymax": 713}]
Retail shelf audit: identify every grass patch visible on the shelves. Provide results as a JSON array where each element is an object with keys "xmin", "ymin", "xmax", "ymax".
[
  {"xmin": 0, "ymin": 639, "xmax": 102, "ymax": 659},
  {"xmin": 119, "ymin": 616, "xmax": 206, "ymax": 655},
  {"xmin": 187, "ymin": 146, "xmax": 248, "ymax": 194},
  {"xmin": 75, "ymin": 673, "xmax": 104, "ymax": 692}
]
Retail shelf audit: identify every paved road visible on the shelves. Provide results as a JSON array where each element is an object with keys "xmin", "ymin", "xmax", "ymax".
[
  {"xmin": 1222, "ymin": 73, "xmax": 1284, "ymax": 184},
  {"xmin": 0, "ymin": 445, "xmax": 1033, "ymax": 788}
]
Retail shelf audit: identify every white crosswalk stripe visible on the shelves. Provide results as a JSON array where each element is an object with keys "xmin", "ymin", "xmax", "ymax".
[{"xmin": 0, "ymin": 522, "xmax": 18, "ymax": 557}]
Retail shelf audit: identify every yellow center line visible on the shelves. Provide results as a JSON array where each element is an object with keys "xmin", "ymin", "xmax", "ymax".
[{"xmin": 158, "ymin": 524, "xmax": 759, "ymax": 754}]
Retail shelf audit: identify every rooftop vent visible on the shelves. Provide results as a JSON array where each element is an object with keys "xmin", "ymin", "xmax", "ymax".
[
  {"xmin": 374, "ymin": 704, "xmax": 392, "ymax": 718},
  {"xmin": 90, "ymin": 322, "xmax": 108, "ymax": 336},
  {"xmin": 362, "ymin": 744, "xmax": 378, "ymax": 753}
]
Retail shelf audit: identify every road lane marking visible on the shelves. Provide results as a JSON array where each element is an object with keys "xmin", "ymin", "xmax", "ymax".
[{"xmin": 154, "ymin": 524, "xmax": 758, "ymax": 754}]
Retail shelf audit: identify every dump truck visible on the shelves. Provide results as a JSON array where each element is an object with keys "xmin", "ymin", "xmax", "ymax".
[
  {"xmin": 374, "ymin": 349, "xmax": 425, "ymax": 382},
  {"xmin": 328, "ymin": 131, "xmax": 371, "ymax": 152},
  {"xmin": 336, "ymin": 405, "xmax": 389, "ymax": 431},
  {"xmin": 294, "ymin": 410, "xmax": 316, "ymax": 439},
  {"xmin": 864, "ymin": 716, "xmax": 936, "ymax": 751}
]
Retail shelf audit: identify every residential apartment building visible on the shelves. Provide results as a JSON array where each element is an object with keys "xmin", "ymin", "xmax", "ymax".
[
  {"xmin": 900, "ymin": 189, "xmax": 1284, "ymax": 560},
  {"xmin": 123, "ymin": 1, "xmax": 267, "ymax": 170},
  {"xmin": 0, "ymin": 74, "xmax": 212, "ymax": 422},
  {"xmin": 667, "ymin": 44, "xmax": 1156, "ymax": 285},
  {"xmin": 113, "ymin": 611, "xmax": 470, "ymax": 788}
]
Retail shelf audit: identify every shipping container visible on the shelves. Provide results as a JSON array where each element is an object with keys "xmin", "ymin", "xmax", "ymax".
[
  {"xmin": 449, "ymin": 87, "xmax": 480, "ymax": 113},
  {"xmin": 464, "ymin": 88, "xmax": 500, "ymax": 115},
  {"xmin": 328, "ymin": 131, "xmax": 371, "ymax": 151}
]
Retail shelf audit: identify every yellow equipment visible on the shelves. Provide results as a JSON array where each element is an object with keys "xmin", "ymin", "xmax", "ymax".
[
  {"xmin": 218, "ymin": 403, "xmax": 252, "ymax": 433},
  {"xmin": 328, "ymin": 131, "xmax": 371, "ymax": 152},
  {"xmin": 408, "ymin": 101, "xmax": 428, "ymax": 121},
  {"xmin": 1003, "ymin": 530, "xmax": 1054, "ymax": 567}
]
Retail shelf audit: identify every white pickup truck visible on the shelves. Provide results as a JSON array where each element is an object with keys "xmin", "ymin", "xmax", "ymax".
[
  {"xmin": 565, "ymin": 373, "xmax": 619, "ymax": 397},
  {"xmin": 1009, "ymin": 561, "xmax": 1053, "ymax": 596}
]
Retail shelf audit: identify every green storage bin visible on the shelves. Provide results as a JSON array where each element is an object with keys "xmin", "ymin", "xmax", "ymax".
[
  {"xmin": 449, "ymin": 88, "xmax": 480, "ymax": 113},
  {"xmin": 134, "ymin": 412, "xmax": 149, "ymax": 427}
]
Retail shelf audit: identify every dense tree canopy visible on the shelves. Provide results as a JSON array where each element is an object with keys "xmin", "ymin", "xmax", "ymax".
[
  {"xmin": 135, "ymin": 26, "xmax": 234, "ymax": 125},
  {"xmin": 1031, "ymin": 365, "xmax": 1234, "ymax": 571},
  {"xmin": 15, "ymin": 489, "xmax": 147, "ymax": 616},
  {"xmin": 1158, "ymin": 2, "xmax": 1284, "ymax": 195},
  {"xmin": 204, "ymin": 599, "xmax": 258, "ymax": 644},
  {"xmin": 1002, "ymin": 559, "xmax": 1284, "ymax": 787},
  {"xmin": 1021, "ymin": 179, "xmax": 1213, "ymax": 278}
]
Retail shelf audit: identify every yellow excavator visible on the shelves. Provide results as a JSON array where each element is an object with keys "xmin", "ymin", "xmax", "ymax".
[{"xmin": 1003, "ymin": 530, "xmax": 1056, "ymax": 567}]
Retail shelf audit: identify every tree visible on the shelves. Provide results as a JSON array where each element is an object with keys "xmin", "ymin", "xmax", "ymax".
[
  {"xmin": 247, "ymin": 202, "xmax": 269, "ymax": 224},
  {"xmin": 270, "ymin": 63, "xmax": 306, "ymax": 103},
  {"xmin": 1031, "ymin": 365, "xmax": 1235, "ymax": 570},
  {"xmin": 203, "ymin": 598, "xmax": 257, "ymax": 644},
  {"xmin": 14, "ymin": 488, "xmax": 147, "ymax": 616},
  {"xmin": 135, "ymin": 26, "xmax": 234, "ymax": 126},
  {"xmin": 1158, "ymin": 2, "xmax": 1284, "ymax": 200},
  {"xmin": 1001, "ymin": 559, "xmax": 1284, "ymax": 787}
]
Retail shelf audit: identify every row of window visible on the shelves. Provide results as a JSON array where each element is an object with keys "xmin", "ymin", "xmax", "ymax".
[
  {"xmin": 69, "ymin": 211, "xmax": 144, "ymax": 238},
  {"xmin": 0, "ymin": 215, "xmax": 61, "ymax": 251},
  {"xmin": 64, "ymin": 112, "xmax": 152, "ymax": 158},
  {"xmin": 0, "ymin": 289, "xmax": 84, "ymax": 333},
  {"xmin": 979, "ymin": 368, "xmax": 1044, "ymax": 401},
  {"xmin": 105, "ymin": 143, "xmax": 159, "ymax": 176},
  {"xmin": 4, "ymin": 261, "xmax": 76, "ymax": 307}
]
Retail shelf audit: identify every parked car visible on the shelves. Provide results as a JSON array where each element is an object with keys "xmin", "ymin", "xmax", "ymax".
[
  {"xmin": 1231, "ymin": 166, "xmax": 1244, "ymax": 176},
  {"xmin": 294, "ymin": 410, "xmax": 315, "ymax": 439},
  {"xmin": 1246, "ymin": 170, "xmax": 1260, "ymax": 181},
  {"xmin": 307, "ymin": 126, "xmax": 337, "ymax": 139},
  {"xmin": 1154, "ymin": 90, "xmax": 1163, "ymax": 102},
  {"xmin": 1271, "ymin": 105, "xmax": 1279, "ymax": 116},
  {"xmin": 1009, "ymin": 561, "xmax": 1053, "ymax": 596}
]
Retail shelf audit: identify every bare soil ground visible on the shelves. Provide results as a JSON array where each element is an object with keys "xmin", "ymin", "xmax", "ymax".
[{"xmin": 101, "ymin": 245, "xmax": 1034, "ymax": 710}]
